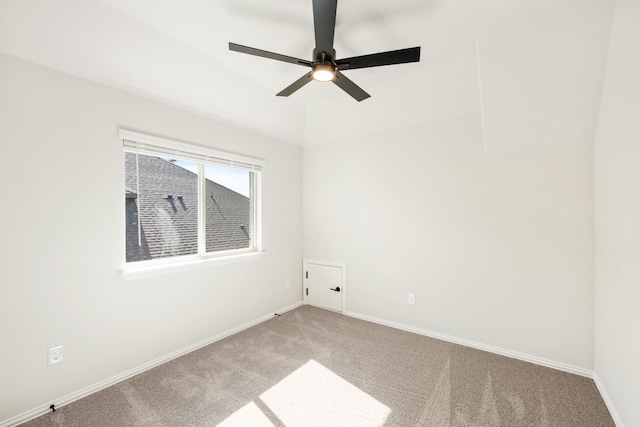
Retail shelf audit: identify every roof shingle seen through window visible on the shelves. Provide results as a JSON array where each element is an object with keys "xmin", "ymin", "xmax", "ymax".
[{"xmin": 125, "ymin": 153, "xmax": 250, "ymax": 262}]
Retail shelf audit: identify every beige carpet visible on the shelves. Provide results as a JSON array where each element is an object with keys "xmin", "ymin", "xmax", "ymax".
[{"xmin": 21, "ymin": 306, "xmax": 614, "ymax": 426}]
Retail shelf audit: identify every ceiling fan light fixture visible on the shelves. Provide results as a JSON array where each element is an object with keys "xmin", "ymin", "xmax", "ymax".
[{"xmin": 312, "ymin": 63, "xmax": 335, "ymax": 82}]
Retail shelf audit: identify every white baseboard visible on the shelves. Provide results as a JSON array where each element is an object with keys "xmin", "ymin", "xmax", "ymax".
[
  {"xmin": 345, "ymin": 311, "xmax": 624, "ymax": 427},
  {"xmin": 5, "ymin": 303, "xmax": 624, "ymax": 427},
  {"xmin": 593, "ymin": 373, "xmax": 625, "ymax": 427},
  {"xmin": 345, "ymin": 310, "xmax": 593, "ymax": 378},
  {"xmin": 345, "ymin": 310, "xmax": 622, "ymax": 427},
  {"xmin": 345, "ymin": 310, "xmax": 627, "ymax": 426},
  {"xmin": 0, "ymin": 301, "xmax": 303, "ymax": 427}
]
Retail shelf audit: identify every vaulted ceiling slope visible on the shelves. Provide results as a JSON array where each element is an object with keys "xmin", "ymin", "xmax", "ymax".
[{"xmin": 0, "ymin": 0, "xmax": 613, "ymax": 146}]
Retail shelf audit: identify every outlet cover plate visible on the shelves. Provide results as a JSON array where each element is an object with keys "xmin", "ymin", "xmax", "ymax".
[
  {"xmin": 408, "ymin": 293, "xmax": 416, "ymax": 305},
  {"xmin": 48, "ymin": 346, "xmax": 64, "ymax": 366}
]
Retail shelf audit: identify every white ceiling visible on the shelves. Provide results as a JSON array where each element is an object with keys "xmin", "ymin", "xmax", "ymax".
[{"xmin": 0, "ymin": 0, "xmax": 613, "ymax": 146}]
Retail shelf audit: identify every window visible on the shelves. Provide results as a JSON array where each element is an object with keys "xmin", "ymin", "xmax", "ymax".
[{"xmin": 121, "ymin": 130, "xmax": 264, "ymax": 268}]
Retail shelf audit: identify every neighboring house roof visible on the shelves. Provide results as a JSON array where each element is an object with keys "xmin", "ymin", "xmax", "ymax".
[{"xmin": 125, "ymin": 153, "xmax": 250, "ymax": 263}]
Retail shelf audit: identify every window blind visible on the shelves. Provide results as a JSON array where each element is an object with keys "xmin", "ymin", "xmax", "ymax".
[{"xmin": 120, "ymin": 129, "xmax": 265, "ymax": 172}]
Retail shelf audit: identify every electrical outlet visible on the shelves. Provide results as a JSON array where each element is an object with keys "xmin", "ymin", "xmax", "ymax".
[
  {"xmin": 408, "ymin": 293, "xmax": 415, "ymax": 305},
  {"xmin": 285, "ymin": 279, "xmax": 291, "ymax": 289},
  {"xmin": 48, "ymin": 346, "xmax": 64, "ymax": 366}
]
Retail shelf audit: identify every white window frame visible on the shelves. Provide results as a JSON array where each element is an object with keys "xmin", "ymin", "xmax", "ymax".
[{"xmin": 120, "ymin": 129, "xmax": 264, "ymax": 278}]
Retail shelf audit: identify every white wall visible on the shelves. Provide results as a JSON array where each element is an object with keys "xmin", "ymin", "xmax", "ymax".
[
  {"xmin": 303, "ymin": 115, "xmax": 595, "ymax": 369},
  {"xmin": 0, "ymin": 54, "xmax": 302, "ymax": 423},
  {"xmin": 303, "ymin": 2, "xmax": 612, "ymax": 370},
  {"xmin": 594, "ymin": 0, "xmax": 640, "ymax": 425}
]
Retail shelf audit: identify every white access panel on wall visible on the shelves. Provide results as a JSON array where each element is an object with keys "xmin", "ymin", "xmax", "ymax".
[{"xmin": 303, "ymin": 259, "xmax": 346, "ymax": 313}]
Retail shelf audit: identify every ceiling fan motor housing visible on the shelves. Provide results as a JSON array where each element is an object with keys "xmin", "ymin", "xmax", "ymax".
[{"xmin": 313, "ymin": 48, "xmax": 336, "ymax": 64}]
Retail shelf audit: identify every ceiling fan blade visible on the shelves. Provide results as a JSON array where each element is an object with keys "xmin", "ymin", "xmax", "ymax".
[
  {"xmin": 335, "ymin": 47, "xmax": 421, "ymax": 70},
  {"xmin": 312, "ymin": 0, "xmax": 338, "ymax": 58},
  {"xmin": 276, "ymin": 71, "xmax": 314, "ymax": 97},
  {"xmin": 332, "ymin": 70, "xmax": 370, "ymax": 102},
  {"xmin": 229, "ymin": 42, "xmax": 312, "ymax": 67}
]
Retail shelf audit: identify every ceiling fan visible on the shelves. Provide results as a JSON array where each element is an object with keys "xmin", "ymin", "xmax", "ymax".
[{"xmin": 229, "ymin": 0, "xmax": 421, "ymax": 102}]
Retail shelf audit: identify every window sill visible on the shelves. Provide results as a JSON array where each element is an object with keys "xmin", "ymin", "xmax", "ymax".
[{"xmin": 120, "ymin": 251, "xmax": 264, "ymax": 281}]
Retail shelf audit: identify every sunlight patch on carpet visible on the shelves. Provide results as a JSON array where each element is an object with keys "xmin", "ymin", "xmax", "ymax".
[
  {"xmin": 259, "ymin": 359, "xmax": 391, "ymax": 426},
  {"xmin": 217, "ymin": 401, "xmax": 275, "ymax": 427}
]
